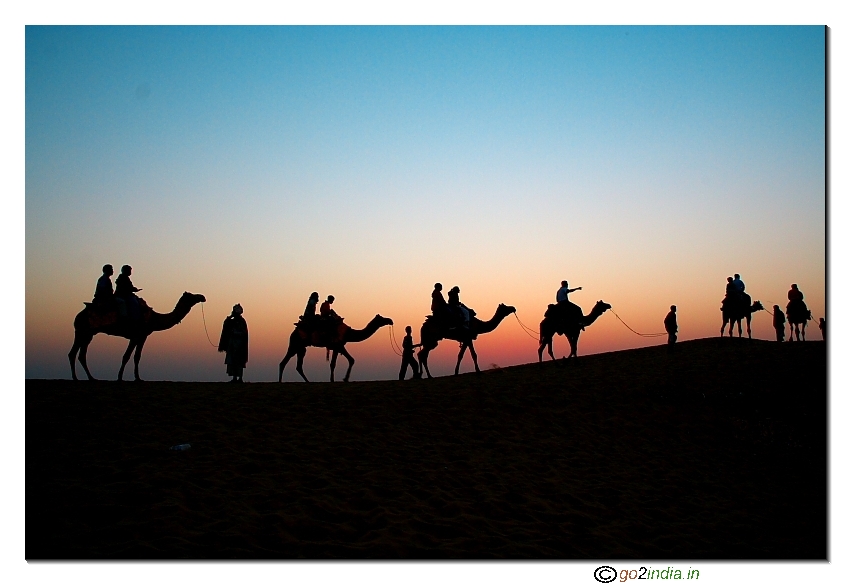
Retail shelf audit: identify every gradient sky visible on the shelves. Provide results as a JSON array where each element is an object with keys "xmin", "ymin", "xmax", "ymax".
[{"xmin": 26, "ymin": 26, "xmax": 826, "ymax": 381}]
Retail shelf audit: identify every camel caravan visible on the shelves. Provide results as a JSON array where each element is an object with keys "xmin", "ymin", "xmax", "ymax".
[{"xmin": 69, "ymin": 265, "xmax": 822, "ymax": 382}]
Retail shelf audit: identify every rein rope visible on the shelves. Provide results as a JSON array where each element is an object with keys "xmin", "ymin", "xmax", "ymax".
[
  {"xmin": 513, "ymin": 313, "xmax": 540, "ymax": 341},
  {"xmin": 388, "ymin": 325, "xmax": 404, "ymax": 356},
  {"xmin": 200, "ymin": 303, "xmax": 219, "ymax": 349},
  {"xmin": 609, "ymin": 308, "xmax": 668, "ymax": 338}
]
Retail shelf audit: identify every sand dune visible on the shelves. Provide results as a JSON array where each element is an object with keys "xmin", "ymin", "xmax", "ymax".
[{"xmin": 26, "ymin": 338, "xmax": 826, "ymax": 559}]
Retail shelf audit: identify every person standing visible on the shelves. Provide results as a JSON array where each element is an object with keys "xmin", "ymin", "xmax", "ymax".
[
  {"xmin": 772, "ymin": 305, "xmax": 786, "ymax": 342},
  {"xmin": 664, "ymin": 305, "xmax": 678, "ymax": 346},
  {"xmin": 398, "ymin": 326, "xmax": 422, "ymax": 380},
  {"xmin": 818, "ymin": 318, "xmax": 826, "ymax": 341},
  {"xmin": 219, "ymin": 304, "xmax": 248, "ymax": 383},
  {"xmin": 93, "ymin": 264, "xmax": 114, "ymax": 307}
]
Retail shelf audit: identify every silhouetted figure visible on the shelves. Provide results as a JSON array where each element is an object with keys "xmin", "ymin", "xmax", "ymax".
[
  {"xmin": 772, "ymin": 305, "xmax": 786, "ymax": 342},
  {"xmin": 115, "ymin": 265, "xmax": 142, "ymax": 321},
  {"xmin": 720, "ymin": 278, "xmax": 763, "ymax": 338},
  {"xmin": 218, "ymin": 304, "xmax": 248, "ymax": 382},
  {"xmin": 732, "ymin": 273, "xmax": 745, "ymax": 294},
  {"xmin": 320, "ymin": 295, "xmax": 338, "ymax": 319},
  {"xmin": 419, "ymin": 303, "xmax": 516, "ymax": 377},
  {"xmin": 279, "ymin": 313, "xmax": 393, "ymax": 382},
  {"xmin": 303, "ymin": 292, "xmax": 319, "ymax": 321},
  {"xmin": 398, "ymin": 326, "xmax": 422, "ymax": 380},
  {"xmin": 556, "ymin": 280, "xmax": 582, "ymax": 304},
  {"xmin": 447, "ymin": 286, "xmax": 471, "ymax": 329},
  {"xmin": 538, "ymin": 299, "xmax": 611, "ymax": 361},
  {"xmin": 819, "ymin": 318, "xmax": 826, "ymax": 340},
  {"xmin": 93, "ymin": 264, "xmax": 114, "ymax": 308},
  {"xmin": 69, "ymin": 291, "xmax": 206, "ymax": 381},
  {"xmin": 786, "ymin": 284, "xmax": 811, "ymax": 341},
  {"xmin": 664, "ymin": 305, "xmax": 678, "ymax": 346},
  {"xmin": 430, "ymin": 283, "xmax": 453, "ymax": 328}
]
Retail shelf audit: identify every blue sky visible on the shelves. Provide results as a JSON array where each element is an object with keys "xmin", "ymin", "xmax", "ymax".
[{"xmin": 26, "ymin": 25, "xmax": 826, "ymax": 383}]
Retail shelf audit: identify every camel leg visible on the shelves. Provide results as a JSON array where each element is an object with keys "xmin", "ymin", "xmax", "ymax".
[
  {"xmin": 338, "ymin": 346, "xmax": 355, "ymax": 382},
  {"xmin": 802, "ymin": 323, "xmax": 807, "ymax": 341},
  {"xmin": 419, "ymin": 348, "xmax": 433, "ymax": 379},
  {"xmin": 455, "ymin": 343, "xmax": 468, "ymax": 375},
  {"xmin": 567, "ymin": 334, "xmax": 578, "ymax": 358},
  {"xmin": 133, "ymin": 336, "xmax": 148, "ymax": 381},
  {"xmin": 746, "ymin": 316, "xmax": 752, "ymax": 339},
  {"xmin": 118, "ymin": 339, "xmax": 137, "ymax": 381},
  {"xmin": 538, "ymin": 335, "xmax": 555, "ymax": 362},
  {"xmin": 329, "ymin": 349, "xmax": 338, "ymax": 382},
  {"xmin": 76, "ymin": 336, "xmax": 97, "ymax": 381},
  {"xmin": 294, "ymin": 348, "xmax": 309, "ymax": 382},
  {"xmin": 68, "ymin": 341, "xmax": 79, "ymax": 381},
  {"xmin": 468, "ymin": 341, "xmax": 481, "ymax": 373},
  {"xmin": 278, "ymin": 345, "xmax": 300, "ymax": 382}
]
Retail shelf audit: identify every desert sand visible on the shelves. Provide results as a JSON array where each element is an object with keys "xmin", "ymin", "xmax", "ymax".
[{"xmin": 26, "ymin": 338, "xmax": 826, "ymax": 559}]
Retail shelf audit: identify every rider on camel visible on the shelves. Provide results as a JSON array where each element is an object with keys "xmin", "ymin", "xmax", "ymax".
[
  {"xmin": 557, "ymin": 280, "xmax": 581, "ymax": 304},
  {"xmin": 114, "ymin": 265, "xmax": 142, "ymax": 321},
  {"xmin": 447, "ymin": 286, "xmax": 469, "ymax": 329},
  {"xmin": 431, "ymin": 283, "xmax": 452, "ymax": 323},
  {"xmin": 303, "ymin": 292, "xmax": 319, "ymax": 321},
  {"xmin": 93, "ymin": 264, "xmax": 114, "ymax": 308},
  {"xmin": 319, "ymin": 295, "xmax": 343, "ymax": 341},
  {"xmin": 787, "ymin": 283, "xmax": 804, "ymax": 303},
  {"xmin": 320, "ymin": 295, "xmax": 338, "ymax": 319},
  {"xmin": 732, "ymin": 274, "xmax": 745, "ymax": 294}
]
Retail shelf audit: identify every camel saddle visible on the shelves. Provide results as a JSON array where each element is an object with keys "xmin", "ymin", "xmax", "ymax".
[
  {"xmin": 545, "ymin": 301, "xmax": 582, "ymax": 322},
  {"xmin": 83, "ymin": 298, "xmax": 151, "ymax": 328},
  {"xmin": 296, "ymin": 316, "xmax": 350, "ymax": 346}
]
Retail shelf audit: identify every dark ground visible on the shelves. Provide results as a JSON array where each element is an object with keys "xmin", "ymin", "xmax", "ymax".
[{"xmin": 26, "ymin": 338, "xmax": 827, "ymax": 559}]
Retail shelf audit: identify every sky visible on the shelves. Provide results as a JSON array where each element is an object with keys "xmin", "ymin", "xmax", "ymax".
[{"xmin": 26, "ymin": 25, "xmax": 826, "ymax": 382}]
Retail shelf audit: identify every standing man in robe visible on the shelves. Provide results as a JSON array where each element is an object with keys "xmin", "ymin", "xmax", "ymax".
[
  {"xmin": 219, "ymin": 304, "xmax": 248, "ymax": 383},
  {"xmin": 664, "ymin": 305, "xmax": 678, "ymax": 347}
]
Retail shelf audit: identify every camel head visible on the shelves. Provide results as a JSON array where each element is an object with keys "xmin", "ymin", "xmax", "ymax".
[
  {"xmin": 371, "ymin": 314, "xmax": 394, "ymax": 328},
  {"xmin": 496, "ymin": 304, "xmax": 517, "ymax": 318},
  {"xmin": 751, "ymin": 300, "xmax": 764, "ymax": 312},
  {"xmin": 593, "ymin": 300, "xmax": 612, "ymax": 315},
  {"xmin": 179, "ymin": 292, "xmax": 206, "ymax": 306}
]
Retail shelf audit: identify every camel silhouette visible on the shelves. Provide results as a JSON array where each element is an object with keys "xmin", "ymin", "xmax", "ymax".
[
  {"xmin": 278, "ymin": 315, "xmax": 393, "ymax": 382},
  {"xmin": 418, "ymin": 303, "xmax": 516, "ymax": 378},
  {"xmin": 538, "ymin": 300, "xmax": 611, "ymax": 361},
  {"xmin": 787, "ymin": 301, "xmax": 812, "ymax": 341},
  {"xmin": 68, "ymin": 292, "xmax": 206, "ymax": 381},
  {"xmin": 720, "ymin": 293, "xmax": 764, "ymax": 338}
]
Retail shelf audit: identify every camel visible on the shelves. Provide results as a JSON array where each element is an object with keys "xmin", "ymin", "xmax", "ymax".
[
  {"xmin": 720, "ymin": 293, "xmax": 765, "ymax": 338},
  {"xmin": 68, "ymin": 292, "xmax": 206, "ymax": 381},
  {"xmin": 538, "ymin": 300, "xmax": 611, "ymax": 361},
  {"xmin": 278, "ymin": 314, "xmax": 393, "ymax": 382},
  {"xmin": 786, "ymin": 300, "xmax": 812, "ymax": 341},
  {"xmin": 418, "ymin": 303, "xmax": 516, "ymax": 378}
]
